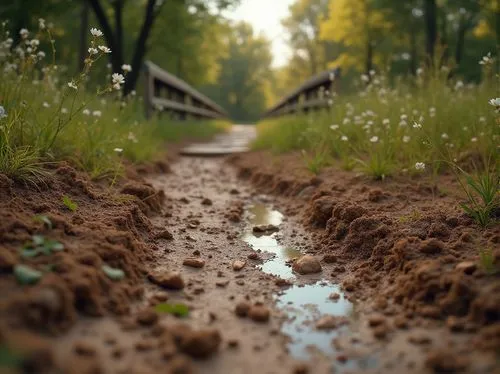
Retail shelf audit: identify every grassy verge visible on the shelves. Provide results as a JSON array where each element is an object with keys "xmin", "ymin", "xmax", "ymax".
[
  {"xmin": 254, "ymin": 61, "xmax": 499, "ymax": 226},
  {"xmin": 0, "ymin": 22, "xmax": 228, "ymax": 183}
]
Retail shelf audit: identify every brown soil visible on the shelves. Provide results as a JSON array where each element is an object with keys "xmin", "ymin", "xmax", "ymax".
[{"xmin": 230, "ymin": 150, "xmax": 500, "ymax": 373}]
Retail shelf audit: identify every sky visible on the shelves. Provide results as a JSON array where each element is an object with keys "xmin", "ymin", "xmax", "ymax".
[{"xmin": 225, "ymin": 0, "xmax": 295, "ymax": 67}]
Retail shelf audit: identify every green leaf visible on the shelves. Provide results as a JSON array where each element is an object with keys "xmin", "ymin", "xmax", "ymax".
[
  {"xmin": 32, "ymin": 235, "xmax": 45, "ymax": 246},
  {"xmin": 102, "ymin": 265, "xmax": 125, "ymax": 281},
  {"xmin": 154, "ymin": 303, "xmax": 189, "ymax": 317},
  {"xmin": 62, "ymin": 195, "xmax": 78, "ymax": 212},
  {"xmin": 45, "ymin": 240, "xmax": 64, "ymax": 252},
  {"xmin": 33, "ymin": 215, "xmax": 53, "ymax": 230},
  {"xmin": 20, "ymin": 248, "xmax": 40, "ymax": 258},
  {"xmin": 14, "ymin": 265, "xmax": 43, "ymax": 285}
]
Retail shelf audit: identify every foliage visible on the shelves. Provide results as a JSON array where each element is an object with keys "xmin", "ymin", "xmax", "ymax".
[
  {"xmin": 102, "ymin": 265, "xmax": 125, "ymax": 281},
  {"xmin": 33, "ymin": 215, "xmax": 53, "ymax": 229},
  {"xmin": 13, "ymin": 264, "xmax": 43, "ymax": 285},
  {"xmin": 479, "ymin": 248, "xmax": 499, "ymax": 275},
  {"xmin": 62, "ymin": 195, "xmax": 78, "ymax": 212},
  {"xmin": 20, "ymin": 235, "xmax": 64, "ymax": 258},
  {"xmin": 155, "ymin": 303, "xmax": 190, "ymax": 318}
]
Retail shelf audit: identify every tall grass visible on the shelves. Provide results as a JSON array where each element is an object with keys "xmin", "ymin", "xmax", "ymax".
[{"xmin": 0, "ymin": 21, "xmax": 227, "ymax": 182}]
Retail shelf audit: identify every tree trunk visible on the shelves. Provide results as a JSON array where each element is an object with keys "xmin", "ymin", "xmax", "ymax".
[
  {"xmin": 455, "ymin": 19, "xmax": 467, "ymax": 67},
  {"xmin": 409, "ymin": 23, "xmax": 417, "ymax": 75},
  {"xmin": 424, "ymin": 0, "xmax": 437, "ymax": 64},
  {"xmin": 123, "ymin": 0, "xmax": 157, "ymax": 95},
  {"xmin": 112, "ymin": 0, "xmax": 125, "ymax": 73},
  {"xmin": 365, "ymin": 40, "xmax": 373, "ymax": 76},
  {"xmin": 78, "ymin": 0, "xmax": 89, "ymax": 72}
]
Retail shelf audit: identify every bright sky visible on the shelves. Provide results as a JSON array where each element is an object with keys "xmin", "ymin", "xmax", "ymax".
[{"xmin": 225, "ymin": 0, "xmax": 295, "ymax": 67}]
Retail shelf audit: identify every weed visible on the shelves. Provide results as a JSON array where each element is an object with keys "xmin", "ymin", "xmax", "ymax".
[
  {"xmin": 33, "ymin": 215, "xmax": 53, "ymax": 229},
  {"xmin": 479, "ymin": 248, "xmax": 498, "ymax": 275},
  {"xmin": 398, "ymin": 209, "xmax": 422, "ymax": 224},
  {"xmin": 20, "ymin": 235, "xmax": 64, "ymax": 258},
  {"xmin": 155, "ymin": 303, "xmax": 189, "ymax": 317},
  {"xmin": 102, "ymin": 265, "xmax": 125, "ymax": 281},
  {"xmin": 302, "ymin": 149, "xmax": 329, "ymax": 175},
  {"xmin": 62, "ymin": 195, "xmax": 78, "ymax": 212}
]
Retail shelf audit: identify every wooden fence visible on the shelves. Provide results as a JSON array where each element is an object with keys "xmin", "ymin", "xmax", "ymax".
[
  {"xmin": 265, "ymin": 68, "xmax": 341, "ymax": 118},
  {"xmin": 143, "ymin": 61, "xmax": 227, "ymax": 120}
]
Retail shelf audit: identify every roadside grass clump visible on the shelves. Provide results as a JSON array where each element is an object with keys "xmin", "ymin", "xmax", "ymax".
[
  {"xmin": 479, "ymin": 248, "xmax": 499, "ymax": 275},
  {"xmin": 0, "ymin": 21, "xmax": 227, "ymax": 184}
]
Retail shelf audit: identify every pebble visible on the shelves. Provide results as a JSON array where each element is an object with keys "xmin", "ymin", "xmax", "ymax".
[
  {"xmin": 183, "ymin": 257, "xmax": 206, "ymax": 268},
  {"xmin": 201, "ymin": 198, "xmax": 213, "ymax": 205},
  {"xmin": 315, "ymin": 315, "xmax": 343, "ymax": 330},
  {"xmin": 73, "ymin": 341, "xmax": 96, "ymax": 356},
  {"xmin": 368, "ymin": 315, "xmax": 386, "ymax": 327},
  {"xmin": 180, "ymin": 328, "xmax": 222, "ymax": 358},
  {"xmin": 148, "ymin": 271, "xmax": 185, "ymax": 290},
  {"xmin": 155, "ymin": 229, "xmax": 173, "ymax": 240},
  {"xmin": 232, "ymin": 260, "xmax": 246, "ymax": 271},
  {"xmin": 235, "ymin": 301, "xmax": 251, "ymax": 317},
  {"xmin": 248, "ymin": 305, "xmax": 270, "ymax": 322},
  {"xmin": 292, "ymin": 255, "xmax": 322, "ymax": 274},
  {"xmin": 135, "ymin": 309, "xmax": 159, "ymax": 326},
  {"xmin": 329, "ymin": 292, "xmax": 340, "ymax": 301},
  {"xmin": 455, "ymin": 261, "xmax": 477, "ymax": 274}
]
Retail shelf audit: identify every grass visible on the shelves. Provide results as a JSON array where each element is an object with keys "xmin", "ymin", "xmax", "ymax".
[
  {"xmin": 254, "ymin": 57, "xmax": 499, "ymax": 227},
  {"xmin": 0, "ymin": 23, "xmax": 228, "ymax": 184}
]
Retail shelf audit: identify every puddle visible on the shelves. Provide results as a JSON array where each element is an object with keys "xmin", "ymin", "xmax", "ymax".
[
  {"xmin": 277, "ymin": 283, "xmax": 354, "ymax": 360},
  {"xmin": 241, "ymin": 204, "xmax": 302, "ymax": 279}
]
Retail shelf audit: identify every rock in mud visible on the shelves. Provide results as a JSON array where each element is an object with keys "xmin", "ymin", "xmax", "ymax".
[
  {"xmin": 180, "ymin": 328, "xmax": 222, "ymax": 359},
  {"xmin": 455, "ymin": 261, "xmax": 476, "ymax": 274},
  {"xmin": 232, "ymin": 260, "xmax": 246, "ymax": 271},
  {"xmin": 292, "ymin": 255, "xmax": 322, "ymax": 274},
  {"xmin": 0, "ymin": 249, "xmax": 16, "ymax": 271},
  {"xmin": 248, "ymin": 305, "xmax": 270, "ymax": 322},
  {"xmin": 183, "ymin": 258, "xmax": 206, "ymax": 269},
  {"xmin": 315, "ymin": 315, "xmax": 345, "ymax": 330},
  {"xmin": 425, "ymin": 350, "xmax": 468, "ymax": 373},
  {"xmin": 201, "ymin": 198, "xmax": 213, "ymax": 206},
  {"xmin": 235, "ymin": 301, "xmax": 251, "ymax": 317},
  {"xmin": 155, "ymin": 229, "xmax": 174, "ymax": 240},
  {"xmin": 419, "ymin": 239, "xmax": 445, "ymax": 254},
  {"xmin": 148, "ymin": 271, "xmax": 185, "ymax": 290},
  {"xmin": 253, "ymin": 224, "xmax": 279, "ymax": 234},
  {"xmin": 136, "ymin": 309, "xmax": 159, "ymax": 326}
]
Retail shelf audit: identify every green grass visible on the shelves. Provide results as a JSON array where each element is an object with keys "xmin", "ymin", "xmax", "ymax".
[{"xmin": 0, "ymin": 24, "xmax": 228, "ymax": 183}]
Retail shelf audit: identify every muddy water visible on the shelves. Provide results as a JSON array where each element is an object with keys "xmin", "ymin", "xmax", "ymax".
[{"xmin": 242, "ymin": 203, "xmax": 358, "ymax": 363}]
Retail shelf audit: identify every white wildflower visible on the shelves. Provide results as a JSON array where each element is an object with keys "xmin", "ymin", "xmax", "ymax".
[
  {"xmin": 342, "ymin": 118, "xmax": 351, "ymax": 125},
  {"xmin": 90, "ymin": 28, "xmax": 103, "ymax": 37},
  {"xmin": 37, "ymin": 51, "xmax": 45, "ymax": 59},
  {"xmin": 479, "ymin": 53, "xmax": 492, "ymax": 66},
  {"xmin": 341, "ymin": 135, "xmax": 348, "ymax": 142},
  {"xmin": 114, "ymin": 148, "xmax": 123, "ymax": 153},
  {"xmin": 370, "ymin": 136, "xmax": 379, "ymax": 143},
  {"xmin": 38, "ymin": 18, "xmax": 46, "ymax": 30},
  {"xmin": 67, "ymin": 81, "xmax": 78, "ymax": 90},
  {"xmin": 92, "ymin": 110, "xmax": 102, "ymax": 117},
  {"xmin": 121, "ymin": 64, "xmax": 132, "ymax": 72},
  {"xmin": 88, "ymin": 47, "xmax": 98, "ymax": 55},
  {"xmin": 399, "ymin": 120, "xmax": 408, "ymax": 127},
  {"xmin": 98, "ymin": 45, "xmax": 111, "ymax": 53},
  {"xmin": 61, "ymin": 108, "xmax": 68, "ymax": 114},
  {"xmin": 413, "ymin": 121, "xmax": 422, "ymax": 129},
  {"xmin": 402, "ymin": 135, "xmax": 411, "ymax": 143},
  {"xmin": 42, "ymin": 102, "xmax": 50, "ymax": 108},
  {"xmin": 401, "ymin": 114, "xmax": 408, "ymax": 121},
  {"xmin": 82, "ymin": 109, "xmax": 90, "ymax": 116},
  {"xmin": 479, "ymin": 116, "xmax": 486, "ymax": 123},
  {"xmin": 455, "ymin": 80, "xmax": 464, "ymax": 90},
  {"xmin": 415, "ymin": 162, "xmax": 426, "ymax": 171},
  {"xmin": 19, "ymin": 28, "xmax": 29, "ymax": 39},
  {"xmin": 330, "ymin": 124, "xmax": 339, "ymax": 130},
  {"xmin": 0, "ymin": 106, "xmax": 7, "ymax": 119},
  {"xmin": 112, "ymin": 73, "xmax": 125, "ymax": 85},
  {"xmin": 441, "ymin": 133, "xmax": 449, "ymax": 140},
  {"xmin": 361, "ymin": 74, "xmax": 370, "ymax": 83},
  {"xmin": 471, "ymin": 137, "xmax": 478, "ymax": 142},
  {"xmin": 488, "ymin": 98, "xmax": 500, "ymax": 107}
]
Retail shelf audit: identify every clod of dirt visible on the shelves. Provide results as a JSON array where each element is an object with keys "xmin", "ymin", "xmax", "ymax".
[
  {"xmin": 455, "ymin": 261, "xmax": 476, "ymax": 275},
  {"xmin": 425, "ymin": 350, "xmax": 468, "ymax": 373},
  {"xmin": 183, "ymin": 258, "xmax": 206, "ymax": 269},
  {"xmin": 201, "ymin": 198, "xmax": 213, "ymax": 206},
  {"xmin": 253, "ymin": 224, "xmax": 279, "ymax": 234},
  {"xmin": 0, "ymin": 249, "xmax": 16, "ymax": 271},
  {"xmin": 136, "ymin": 309, "xmax": 159, "ymax": 326},
  {"xmin": 148, "ymin": 271, "xmax": 185, "ymax": 290},
  {"xmin": 292, "ymin": 255, "xmax": 322, "ymax": 274},
  {"xmin": 120, "ymin": 182, "xmax": 164, "ymax": 214},
  {"xmin": 179, "ymin": 328, "xmax": 222, "ymax": 359},
  {"xmin": 306, "ymin": 196, "xmax": 335, "ymax": 228},
  {"xmin": 329, "ymin": 293, "xmax": 340, "ymax": 301},
  {"xmin": 408, "ymin": 332, "xmax": 432, "ymax": 345},
  {"xmin": 235, "ymin": 301, "xmax": 251, "ymax": 317},
  {"xmin": 155, "ymin": 229, "xmax": 174, "ymax": 240},
  {"xmin": 247, "ymin": 252, "xmax": 261, "ymax": 260},
  {"xmin": 419, "ymin": 239, "xmax": 445, "ymax": 255},
  {"xmin": 232, "ymin": 260, "xmax": 246, "ymax": 271},
  {"xmin": 315, "ymin": 315, "xmax": 346, "ymax": 330},
  {"xmin": 322, "ymin": 254, "xmax": 337, "ymax": 263},
  {"xmin": 248, "ymin": 305, "xmax": 270, "ymax": 323}
]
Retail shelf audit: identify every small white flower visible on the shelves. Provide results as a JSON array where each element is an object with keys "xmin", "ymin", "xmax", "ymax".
[
  {"xmin": 90, "ymin": 28, "xmax": 103, "ymax": 37},
  {"xmin": 399, "ymin": 120, "xmax": 408, "ymax": 127},
  {"xmin": 112, "ymin": 73, "xmax": 125, "ymax": 85},
  {"xmin": 341, "ymin": 135, "xmax": 348, "ymax": 142},
  {"xmin": 382, "ymin": 119, "xmax": 390, "ymax": 125},
  {"xmin": 370, "ymin": 136, "xmax": 379, "ymax": 143},
  {"xmin": 412, "ymin": 8, "xmax": 424, "ymax": 18},
  {"xmin": 130, "ymin": 90, "xmax": 137, "ymax": 96},
  {"xmin": 471, "ymin": 137, "xmax": 478, "ymax": 142},
  {"xmin": 342, "ymin": 118, "xmax": 351, "ymax": 125},
  {"xmin": 479, "ymin": 116, "xmax": 486, "ymax": 123},
  {"xmin": 369, "ymin": 69, "xmax": 376, "ymax": 76},
  {"xmin": 38, "ymin": 18, "xmax": 46, "ymax": 30},
  {"xmin": 416, "ymin": 68, "xmax": 424, "ymax": 76},
  {"xmin": 113, "ymin": 118, "xmax": 118, "ymax": 123},
  {"xmin": 19, "ymin": 28, "xmax": 29, "ymax": 38},
  {"xmin": 479, "ymin": 53, "xmax": 492, "ymax": 65},
  {"xmin": 367, "ymin": 120, "xmax": 374, "ymax": 126},
  {"xmin": 88, "ymin": 47, "xmax": 98, "ymax": 55},
  {"xmin": 114, "ymin": 148, "xmax": 123, "ymax": 153},
  {"xmin": 413, "ymin": 121, "xmax": 422, "ymax": 129},
  {"xmin": 92, "ymin": 110, "xmax": 102, "ymax": 117},
  {"xmin": 415, "ymin": 162, "xmax": 426, "ymax": 171},
  {"xmin": 488, "ymin": 98, "xmax": 500, "ymax": 107},
  {"xmin": 402, "ymin": 136, "xmax": 411, "ymax": 143},
  {"xmin": 67, "ymin": 81, "xmax": 78, "ymax": 90},
  {"xmin": 121, "ymin": 64, "xmax": 132, "ymax": 72},
  {"xmin": 400, "ymin": 114, "xmax": 408, "ymax": 121},
  {"xmin": 455, "ymin": 80, "xmax": 464, "ymax": 90},
  {"xmin": 61, "ymin": 108, "xmax": 68, "ymax": 114},
  {"xmin": 82, "ymin": 109, "xmax": 90, "ymax": 116},
  {"xmin": 441, "ymin": 133, "xmax": 449, "ymax": 140},
  {"xmin": 330, "ymin": 124, "xmax": 339, "ymax": 130},
  {"xmin": 37, "ymin": 51, "xmax": 45, "ymax": 59},
  {"xmin": 42, "ymin": 102, "xmax": 50, "ymax": 108},
  {"xmin": 361, "ymin": 74, "xmax": 370, "ymax": 83},
  {"xmin": 98, "ymin": 45, "xmax": 111, "ymax": 53},
  {"xmin": 0, "ymin": 105, "xmax": 7, "ymax": 119}
]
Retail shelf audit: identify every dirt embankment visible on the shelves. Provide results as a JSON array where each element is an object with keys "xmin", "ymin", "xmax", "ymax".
[{"xmin": 230, "ymin": 150, "xmax": 500, "ymax": 371}]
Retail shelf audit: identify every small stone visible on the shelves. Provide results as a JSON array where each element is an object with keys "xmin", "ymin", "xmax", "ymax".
[
  {"xmin": 215, "ymin": 280, "xmax": 229, "ymax": 288},
  {"xmin": 183, "ymin": 258, "xmax": 205, "ymax": 269},
  {"xmin": 253, "ymin": 224, "xmax": 279, "ymax": 234},
  {"xmin": 292, "ymin": 255, "xmax": 322, "ymax": 275},
  {"xmin": 322, "ymin": 254, "xmax": 337, "ymax": 264},
  {"xmin": 73, "ymin": 341, "xmax": 96, "ymax": 356},
  {"xmin": 235, "ymin": 301, "xmax": 251, "ymax": 317},
  {"xmin": 419, "ymin": 239, "xmax": 444, "ymax": 254},
  {"xmin": 425, "ymin": 350, "xmax": 468, "ymax": 373},
  {"xmin": 293, "ymin": 363, "xmax": 309, "ymax": 374},
  {"xmin": 0, "ymin": 249, "xmax": 16, "ymax": 271},
  {"xmin": 227, "ymin": 339, "xmax": 239, "ymax": 348},
  {"xmin": 248, "ymin": 305, "xmax": 270, "ymax": 323},
  {"xmin": 394, "ymin": 315, "xmax": 409, "ymax": 329},
  {"xmin": 136, "ymin": 309, "xmax": 158, "ymax": 326},
  {"xmin": 248, "ymin": 252, "xmax": 261, "ymax": 260},
  {"xmin": 408, "ymin": 332, "xmax": 432, "ymax": 345},
  {"xmin": 180, "ymin": 328, "xmax": 221, "ymax": 359},
  {"xmin": 446, "ymin": 316, "xmax": 465, "ymax": 332},
  {"xmin": 455, "ymin": 261, "xmax": 476, "ymax": 275},
  {"xmin": 315, "ymin": 315, "xmax": 344, "ymax": 330},
  {"xmin": 135, "ymin": 339, "xmax": 154, "ymax": 351},
  {"xmin": 148, "ymin": 271, "xmax": 185, "ymax": 290},
  {"xmin": 328, "ymin": 292, "xmax": 340, "ymax": 301},
  {"xmin": 368, "ymin": 315, "xmax": 386, "ymax": 327},
  {"xmin": 372, "ymin": 324, "xmax": 389, "ymax": 339},
  {"xmin": 419, "ymin": 305, "xmax": 441, "ymax": 319},
  {"xmin": 232, "ymin": 260, "xmax": 246, "ymax": 271}
]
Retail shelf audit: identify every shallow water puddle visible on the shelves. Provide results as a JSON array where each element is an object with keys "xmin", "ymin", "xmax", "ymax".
[
  {"xmin": 241, "ymin": 203, "xmax": 301, "ymax": 279},
  {"xmin": 277, "ymin": 283, "xmax": 354, "ymax": 360},
  {"xmin": 242, "ymin": 203, "xmax": 359, "ymax": 364}
]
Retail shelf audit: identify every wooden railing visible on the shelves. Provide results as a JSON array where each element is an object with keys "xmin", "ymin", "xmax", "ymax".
[
  {"xmin": 143, "ymin": 61, "xmax": 227, "ymax": 120},
  {"xmin": 265, "ymin": 67, "xmax": 341, "ymax": 118}
]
